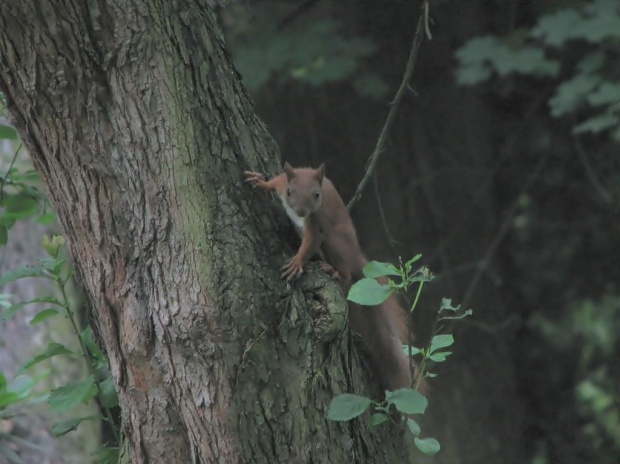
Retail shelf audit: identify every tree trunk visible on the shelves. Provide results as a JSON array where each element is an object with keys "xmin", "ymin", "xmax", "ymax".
[{"xmin": 0, "ymin": 1, "xmax": 410, "ymax": 463}]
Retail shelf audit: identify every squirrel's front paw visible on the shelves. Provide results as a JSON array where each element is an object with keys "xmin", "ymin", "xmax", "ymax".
[
  {"xmin": 281, "ymin": 256, "xmax": 304, "ymax": 281},
  {"xmin": 243, "ymin": 171, "xmax": 266, "ymax": 188}
]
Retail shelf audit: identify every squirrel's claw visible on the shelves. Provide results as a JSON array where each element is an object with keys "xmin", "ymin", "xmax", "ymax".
[
  {"xmin": 281, "ymin": 257, "xmax": 304, "ymax": 281},
  {"xmin": 243, "ymin": 171, "xmax": 265, "ymax": 184}
]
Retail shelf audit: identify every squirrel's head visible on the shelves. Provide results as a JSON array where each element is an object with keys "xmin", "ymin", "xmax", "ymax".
[{"xmin": 283, "ymin": 162, "xmax": 325, "ymax": 218}]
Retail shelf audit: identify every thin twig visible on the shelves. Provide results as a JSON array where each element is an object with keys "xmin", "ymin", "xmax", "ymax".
[
  {"xmin": 461, "ymin": 151, "xmax": 552, "ymax": 310},
  {"xmin": 573, "ymin": 134, "xmax": 612, "ymax": 205},
  {"xmin": 425, "ymin": 89, "xmax": 551, "ymax": 267},
  {"xmin": 347, "ymin": 1, "xmax": 429, "ymax": 211},
  {"xmin": 278, "ymin": 0, "xmax": 323, "ymax": 30},
  {"xmin": 0, "ymin": 142, "xmax": 23, "ymax": 204},
  {"xmin": 373, "ymin": 174, "xmax": 401, "ymax": 248}
]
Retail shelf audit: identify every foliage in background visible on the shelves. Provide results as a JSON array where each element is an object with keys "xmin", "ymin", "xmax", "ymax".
[
  {"xmin": 0, "ymin": 235, "xmax": 121, "ymax": 463},
  {"xmin": 0, "ymin": 94, "xmax": 56, "ymax": 246},
  {"xmin": 455, "ymin": 1, "xmax": 620, "ymax": 462},
  {"xmin": 456, "ymin": 0, "xmax": 620, "ymax": 141},
  {"xmin": 0, "ymin": 369, "xmax": 46, "ymax": 464},
  {"xmin": 328, "ymin": 257, "xmax": 471, "ymax": 458},
  {"xmin": 224, "ymin": 5, "xmax": 389, "ymax": 100}
]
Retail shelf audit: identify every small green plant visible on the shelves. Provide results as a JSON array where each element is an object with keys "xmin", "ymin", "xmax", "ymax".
[
  {"xmin": 327, "ymin": 255, "xmax": 472, "ymax": 457},
  {"xmin": 0, "ymin": 370, "xmax": 46, "ymax": 464},
  {"xmin": 0, "ymin": 235, "xmax": 121, "ymax": 463}
]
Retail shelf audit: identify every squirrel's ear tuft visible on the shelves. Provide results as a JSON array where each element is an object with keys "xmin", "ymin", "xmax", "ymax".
[
  {"xmin": 316, "ymin": 163, "xmax": 325, "ymax": 183},
  {"xmin": 284, "ymin": 162, "xmax": 294, "ymax": 180}
]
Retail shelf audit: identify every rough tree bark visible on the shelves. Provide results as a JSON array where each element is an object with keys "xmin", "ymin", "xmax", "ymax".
[{"xmin": 0, "ymin": 1, "xmax": 414, "ymax": 463}]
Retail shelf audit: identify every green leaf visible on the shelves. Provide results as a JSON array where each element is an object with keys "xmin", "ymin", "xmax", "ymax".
[
  {"xmin": 407, "ymin": 418, "xmax": 421, "ymax": 436},
  {"xmin": 457, "ymin": 64, "xmax": 492, "ymax": 86},
  {"xmin": 1, "ymin": 302, "xmax": 28, "ymax": 322},
  {"xmin": 532, "ymin": 9, "xmax": 581, "ymax": 46},
  {"xmin": 587, "ymin": 82, "xmax": 620, "ymax": 107},
  {"xmin": 2, "ymin": 296, "xmax": 63, "ymax": 322},
  {"xmin": 402, "ymin": 345, "xmax": 421, "ymax": 356},
  {"xmin": 0, "ymin": 125, "xmax": 18, "ymax": 140},
  {"xmin": 429, "ymin": 334, "xmax": 454, "ymax": 353},
  {"xmin": 363, "ymin": 261, "xmax": 400, "ymax": 278},
  {"xmin": 81, "ymin": 326, "xmax": 104, "ymax": 364},
  {"xmin": 98, "ymin": 377, "xmax": 119, "ymax": 408},
  {"xmin": 386, "ymin": 388, "xmax": 427, "ymax": 415},
  {"xmin": 48, "ymin": 377, "xmax": 96, "ymax": 412},
  {"xmin": 36, "ymin": 212, "xmax": 56, "ymax": 225},
  {"xmin": 328, "ymin": 394, "xmax": 372, "ymax": 421},
  {"xmin": 39, "ymin": 258, "xmax": 65, "ymax": 276},
  {"xmin": 549, "ymin": 74, "xmax": 601, "ymax": 117},
  {"xmin": 51, "ymin": 416, "xmax": 97, "ymax": 436},
  {"xmin": 0, "ymin": 265, "xmax": 51, "ymax": 287},
  {"xmin": 29, "ymin": 308, "xmax": 59, "ymax": 325},
  {"xmin": 370, "ymin": 413, "xmax": 389, "ymax": 426},
  {"xmin": 439, "ymin": 298, "xmax": 460, "ymax": 312},
  {"xmin": 0, "ymin": 375, "xmax": 35, "ymax": 408},
  {"xmin": 96, "ymin": 445, "xmax": 120, "ymax": 464},
  {"xmin": 573, "ymin": 113, "xmax": 619, "ymax": 134},
  {"xmin": 405, "ymin": 254, "xmax": 422, "ymax": 273},
  {"xmin": 429, "ymin": 352, "xmax": 452, "ymax": 362},
  {"xmin": 414, "ymin": 437, "xmax": 441, "ymax": 456},
  {"xmin": 20, "ymin": 342, "xmax": 74, "ymax": 372},
  {"xmin": 0, "ymin": 225, "xmax": 7, "ymax": 246},
  {"xmin": 2, "ymin": 195, "xmax": 38, "ymax": 220},
  {"xmin": 347, "ymin": 278, "xmax": 393, "ymax": 306}
]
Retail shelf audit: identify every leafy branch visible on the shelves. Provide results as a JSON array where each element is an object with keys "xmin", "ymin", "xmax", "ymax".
[{"xmin": 328, "ymin": 255, "xmax": 472, "ymax": 457}]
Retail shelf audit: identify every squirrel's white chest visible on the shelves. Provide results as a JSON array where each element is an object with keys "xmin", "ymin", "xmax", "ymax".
[{"xmin": 281, "ymin": 198, "xmax": 305, "ymax": 234}]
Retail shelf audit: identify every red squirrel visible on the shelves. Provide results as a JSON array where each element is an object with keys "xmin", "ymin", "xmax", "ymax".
[{"xmin": 244, "ymin": 163, "xmax": 420, "ymax": 392}]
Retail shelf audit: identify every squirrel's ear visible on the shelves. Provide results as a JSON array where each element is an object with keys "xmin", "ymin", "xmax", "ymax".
[
  {"xmin": 284, "ymin": 162, "xmax": 294, "ymax": 180},
  {"xmin": 316, "ymin": 163, "xmax": 325, "ymax": 184}
]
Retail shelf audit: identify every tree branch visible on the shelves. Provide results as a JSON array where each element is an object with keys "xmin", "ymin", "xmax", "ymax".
[
  {"xmin": 347, "ymin": 0, "xmax": 430, "ymax": 211},
  {"xmin": 460, "ymin": 151, "xmax": 552, "ymax": 310},
  {"xmin": 572, "ymin": 134, "xmax": 612, "ymax": 205}
]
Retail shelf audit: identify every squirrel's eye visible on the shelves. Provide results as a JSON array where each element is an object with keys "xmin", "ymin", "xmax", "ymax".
[
  {"xmin": 286, "ymin": 188, "xmax": 291, "ymax": 197},
  {"xmin": 314, "ymin": 191, "xmax": 320, "ymax": 199}
]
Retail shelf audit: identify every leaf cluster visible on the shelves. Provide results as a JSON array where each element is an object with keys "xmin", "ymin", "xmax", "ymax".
[
  {"xmin": 226, "ymin": 8, "xmax": 388, "ymax": 100},
  {"xmin": 0, "ymin": 237, "xmax": 120, "ymax": 463},
  {"xmin": 456, "ymin": 0, "xmax": 620, "ymax": 140}
]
